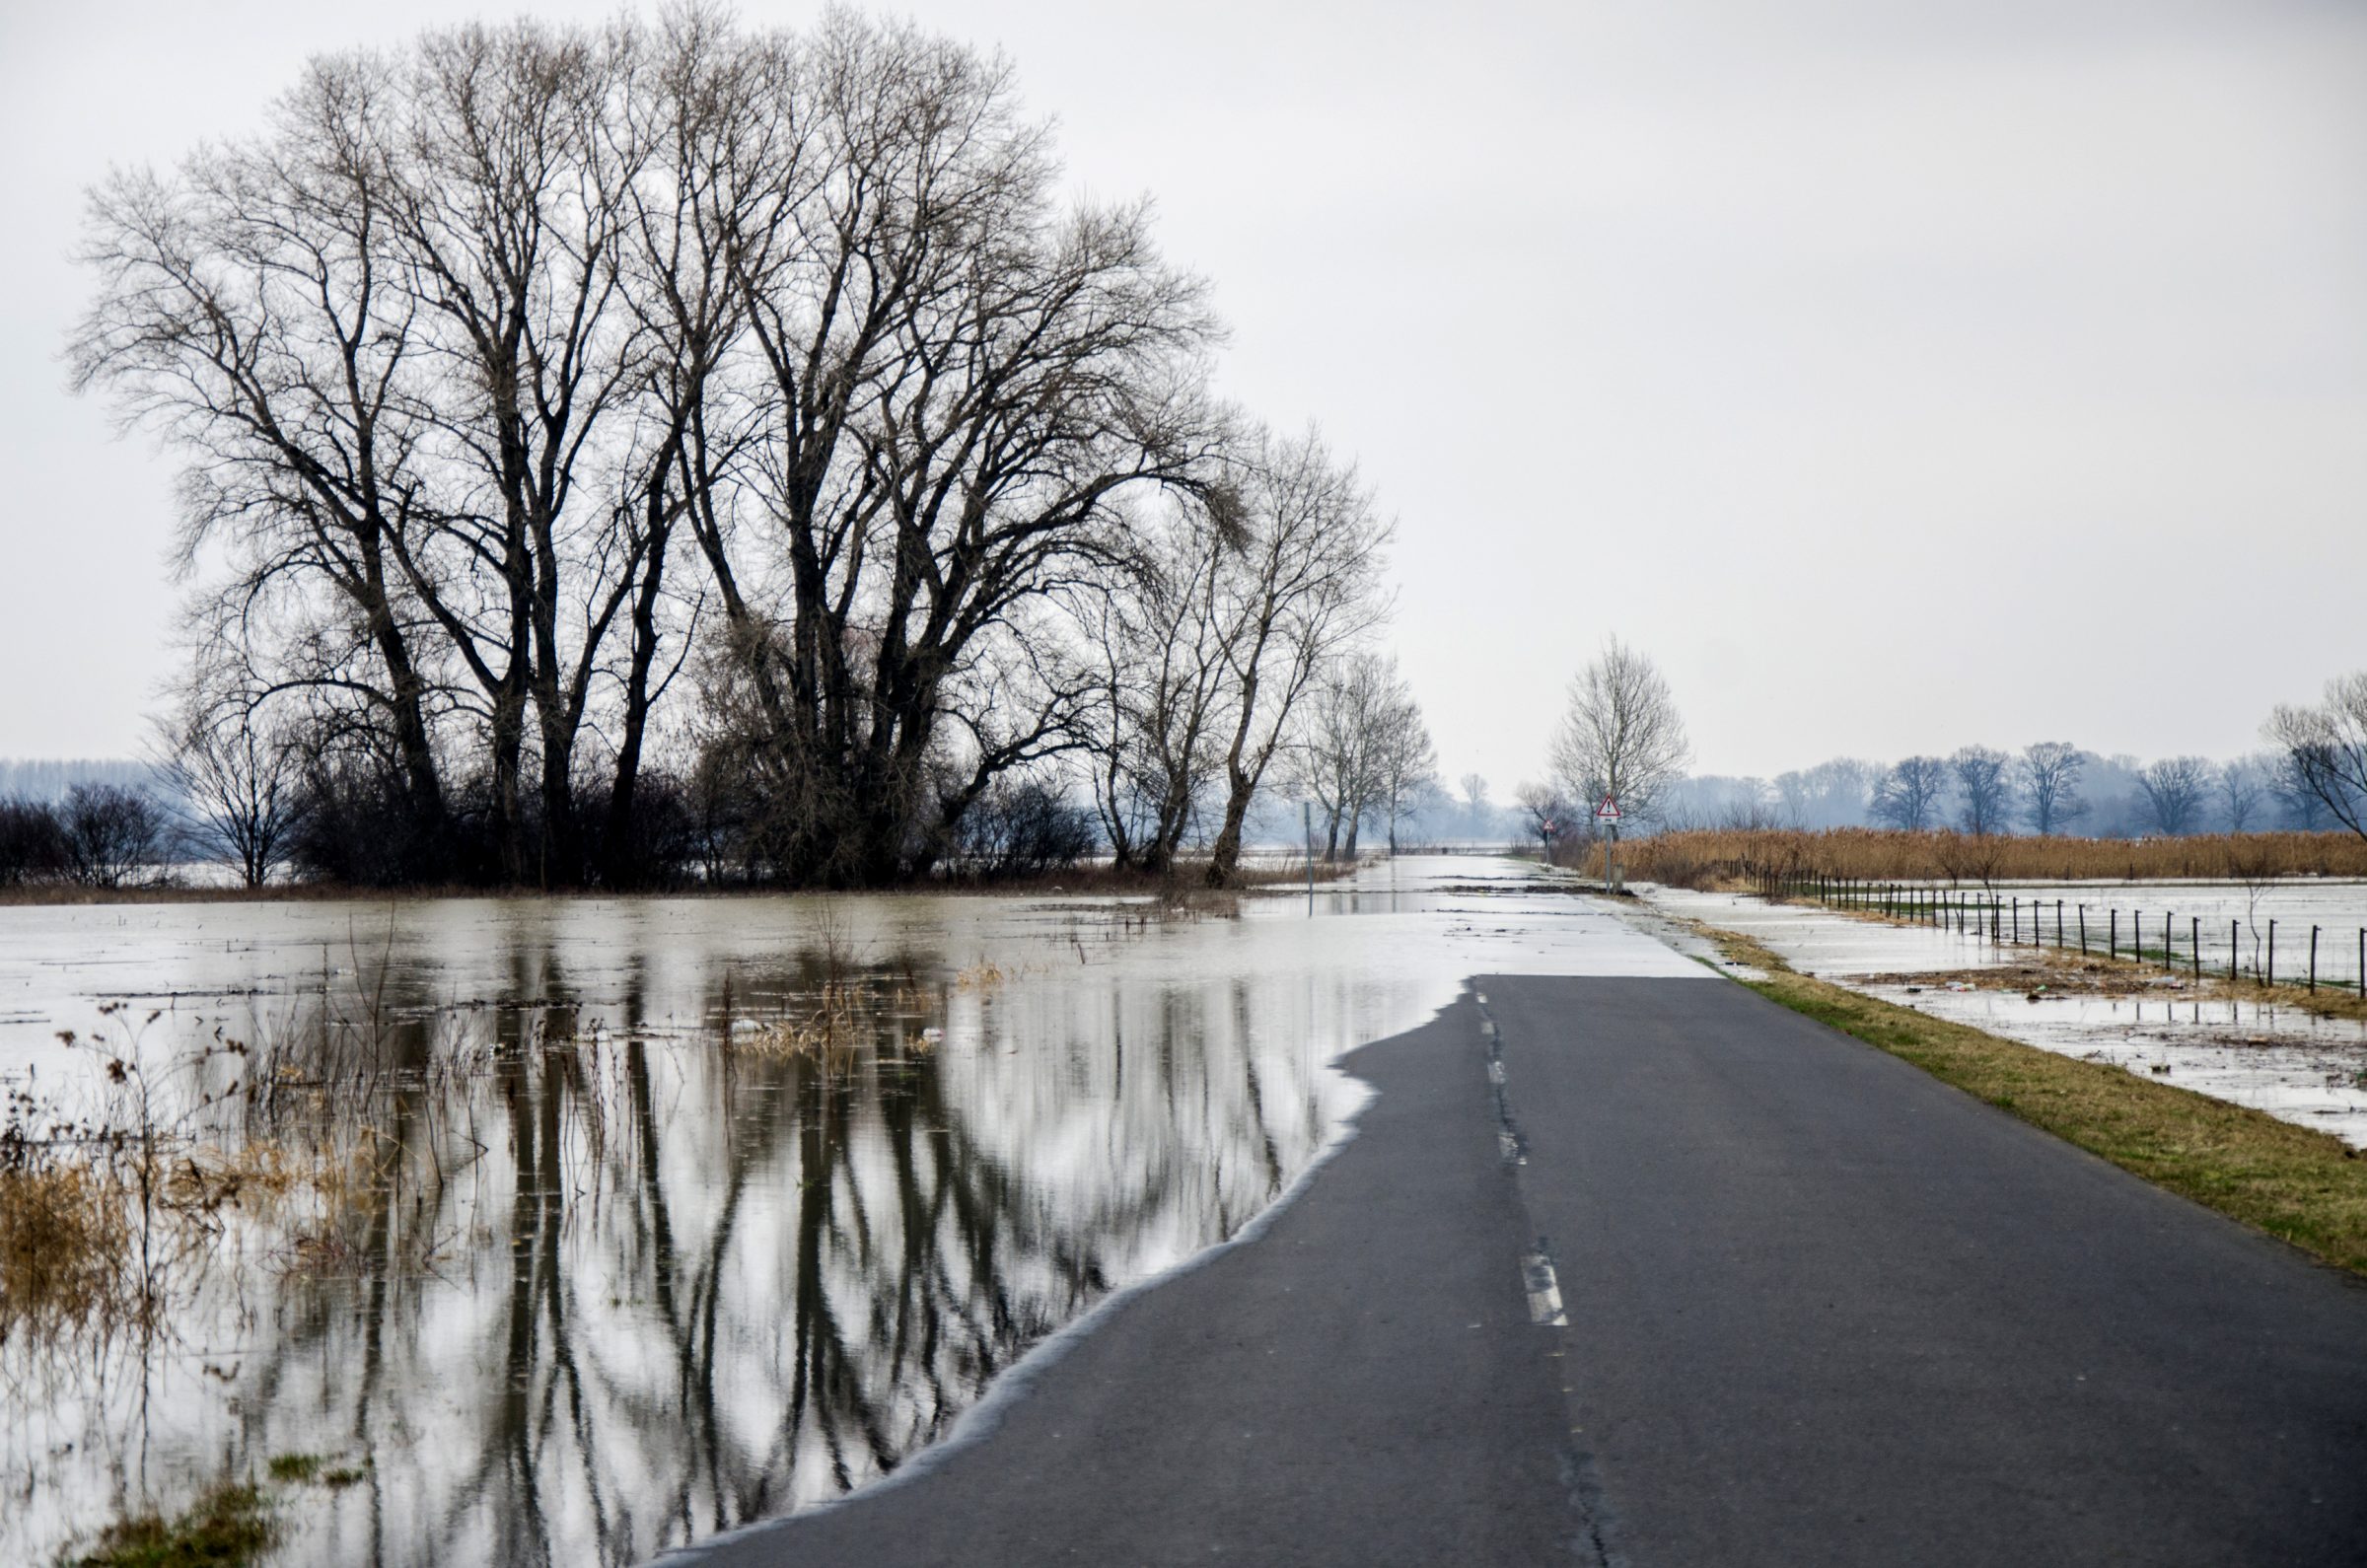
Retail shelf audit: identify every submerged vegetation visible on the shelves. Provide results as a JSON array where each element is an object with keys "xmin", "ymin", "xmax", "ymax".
[{"xmin": 65, "ymin": 1480, "xmax": 274, "ymax": 1568}]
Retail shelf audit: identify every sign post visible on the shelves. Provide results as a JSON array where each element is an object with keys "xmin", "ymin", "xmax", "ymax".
[
  {"xmin": 1595, "ymin": 794, "xmax": 1622, "ymax": 890},
  {"xmin": 1302, "ymin": 800, "xmax": 1315, "ymax": 913}
]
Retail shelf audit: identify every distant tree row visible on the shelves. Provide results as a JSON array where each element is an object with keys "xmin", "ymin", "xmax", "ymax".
[
  {"xmin": 71, "ymin": 10, "xmax": 1413, "ymax": 889},
  {"xmin": 1659, "ymin": 672, "xmax": 2367, "ymax": 842}
]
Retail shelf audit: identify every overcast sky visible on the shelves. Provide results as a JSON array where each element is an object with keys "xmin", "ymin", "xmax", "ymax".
[{"xmin": 3, "ymin": 0, "xmax": 2362, "ymax": 796}]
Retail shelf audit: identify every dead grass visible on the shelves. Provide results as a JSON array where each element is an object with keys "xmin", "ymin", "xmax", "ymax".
[
  {"xmin": 1854, "ymin": 948, "xmax": 2367, "ymax": 1025},
  {"xmin": 1630, "ymin": 826, "xmax": 2367, "ymax": 888},
  {"xmin": 0, "ymin": 1162, "xmax": 131, "ymax": 1341},
  {"xmin": 1694, "ymin": 925, "xmax": 2367, "ymax": 1279}
]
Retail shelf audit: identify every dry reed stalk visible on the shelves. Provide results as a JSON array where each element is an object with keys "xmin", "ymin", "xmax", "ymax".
[
  {"xmin": 1627, "ymin": 828, "xmax": 2367, "ymax": 889},
  {"xmin": 0, "ymin": 1162, "xmax": 132, "ymax": 1340}
]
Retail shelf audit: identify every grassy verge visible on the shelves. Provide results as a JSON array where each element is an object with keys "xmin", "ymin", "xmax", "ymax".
[{"xmin": 1699, "ymin": 925, "xmax": 2367, "ymax": 1280}]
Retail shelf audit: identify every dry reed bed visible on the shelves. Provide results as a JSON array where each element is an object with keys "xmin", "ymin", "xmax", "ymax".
[{"xmin": 1629, "ymin": 827, "xmax": 2367, "ymax": 889}]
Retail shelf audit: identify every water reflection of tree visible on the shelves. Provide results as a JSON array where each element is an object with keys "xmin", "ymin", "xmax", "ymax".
[{"xmin": 151, "ymin": 937, "xmax": 1344, "ymax": 1567}]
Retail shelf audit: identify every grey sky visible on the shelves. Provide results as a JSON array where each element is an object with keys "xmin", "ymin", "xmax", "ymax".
[{"xmin": 4, "ymin": 0, "xmax": 2362, "ymax": 797}]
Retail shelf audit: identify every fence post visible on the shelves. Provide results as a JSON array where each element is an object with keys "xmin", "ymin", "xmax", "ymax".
[
  {"xmin": 2310, "ymin": 926, "xmax": 2319, "ymax": 993},
  {"xmin": 2164, "ymin": 911, "xmax": 2172, "ymax": 973},
  {"xmin": 2110, "ymin": 909, "xmax": 2116, "ymax": 960},
  {"xmin": 2190, "ymin": 916, "xmax": 2199, "ymax": 980},
  {"xmin": 2078, "ymin": 905, "xmax": 2087, "ymax": 954},
  {"xmin": 2056, "ymin": 899, "xmax": 2064, "ymax": 948},
  {"xmin": 2232, "ymin": 920, "xmax": 2239, "ymax": 984},
  {"xmin": 2267, "ymin": 920, "xmax": 2276, "ymax": 987}
]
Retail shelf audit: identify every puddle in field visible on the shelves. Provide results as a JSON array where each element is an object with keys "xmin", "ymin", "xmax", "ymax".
[
  {"xmin": 1638, "ymin": 886, "xmax": 2367, "ymax": 1147},
  {"xmin": 0, "ymin": 857, "xmax": 1696, "ymax": 1568}
]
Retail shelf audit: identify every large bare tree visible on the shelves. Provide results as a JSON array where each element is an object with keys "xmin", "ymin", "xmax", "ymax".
[
  {"xmin": 1200, "ymin": 431, "xmax": 1390, "ymax": 886},
  {"xmin": 2017, "ymin": 742, "xmax": 2086, "ymax": 835},
  {"xmin": 1871, "ymin": 756, "xmax": 1949, "ymax": 830},
  {"xmin": 2267, "ymin": 672, "xmax": 2367, "ymax": 843},
  {"xmin": 2135, "ymin": 755, "xmax": 2211, "ymax": 836},
  {"xmin": 1950, "ymin": 745, "xmax": 2016, "ymax": 837},
  {"xmin": 1548, "ymin": 637, "xmax": 1690, "ymax": 826}
]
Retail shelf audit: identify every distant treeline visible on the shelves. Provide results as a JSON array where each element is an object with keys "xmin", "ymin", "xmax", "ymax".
[{"xmin": 1660, "ymin": 746, "xmax": 2341, "ymax": 839}]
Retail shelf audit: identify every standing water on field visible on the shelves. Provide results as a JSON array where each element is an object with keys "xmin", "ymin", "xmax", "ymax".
[
  {"xmin": 1639, "ymin": 885, "xmax": 2367, "ymax": 1147},
  {"xmin": 0, "ymin": 858, "xmax": 1694, "ymax": 1567}
]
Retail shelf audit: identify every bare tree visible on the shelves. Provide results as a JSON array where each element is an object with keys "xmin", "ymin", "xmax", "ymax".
[
  {"xmin": 2017, "ymin": 742, "xmax": 2086, "ymax": 835},
  {"xmin": 2266, "ymin": 672, "xmax": 2367, "ymax": 843},
  {"xmin": 1070, "ymin": 498, "xmax": 1239, "ymax": 874},
  {"xmin": 697, "ymin": 14, "xmax": 1229, "ymax": 886},
  {"xmin": 1200, "ymin": 431, "xmax": 1390, "ymax": 886},
  {"xmin": 1871, "ymin": 756, "xmax": 1948, "ymax": 830},
  {"xmin": 58, "ymin": 784, "xmax": 167, "ymax": 890},
  {"xmin": 70, "ymin": 61, "xmax": 455, "ymax": 865},
  {"xmin": 1513, "ymin": 782, "xmax": 1572, "ymax": 861},
  {"xmin": 154, "ymin": 693, "xmax": 303, "ymax": 889},
  {"xmin": 2135, "ymin": 755, "xmax": 2211, "ymax": 836},
  {"xmin": 1459, "ymin": 772, "xmax": 1489, "ymax": 837},
  {"xmin": 1950, "ymin": 746, "xmax": 2016, "ymax": 836},
  {"xmin": 1548, "ymin": 638, "xmax": 1690, "ymax": 825},
  {"xmin": 2218, "ymin": 756, "xmax": 2267, "ymax": 834},
  {"xmin": 2269, "ymin": 746, "xmax": 2333, "ymax": 831},
  {"xmin": 1287, "ymin": 655, "xmax": 1387, "ymax": 861}
]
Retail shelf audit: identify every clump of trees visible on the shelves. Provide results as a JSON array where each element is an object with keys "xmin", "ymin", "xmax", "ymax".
[
  {"xmin": 0, "ymin": 786, "xmax": 170, "ymax": 890},
  {"xmin": 71, "ymin": 10, "xmax": 1402, "ymax": 889}
]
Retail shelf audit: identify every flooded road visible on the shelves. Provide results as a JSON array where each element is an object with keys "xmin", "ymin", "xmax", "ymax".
[{"xmin": 0, "ymin": 858, "xmax": 1694, "ymax": 1567}]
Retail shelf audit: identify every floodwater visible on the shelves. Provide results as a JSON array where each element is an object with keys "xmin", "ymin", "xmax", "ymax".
[
  {"xmin": 1640, "ymin": 885, "xmax": 2367, "ymax": 1147},
  {"xmin": 0, "ymin": 858, "xmax": 1697, "ymax": 1567}
]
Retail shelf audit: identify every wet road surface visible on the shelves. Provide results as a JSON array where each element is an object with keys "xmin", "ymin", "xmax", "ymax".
[{"xmin": 672, "ymin": 975, "xmax": 2367, "ymax": 1567}]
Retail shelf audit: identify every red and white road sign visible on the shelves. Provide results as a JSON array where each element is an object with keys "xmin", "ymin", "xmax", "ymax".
[{"xmin": 1595, "ymin": 795, "xmax": 1621, "ymax": 821}]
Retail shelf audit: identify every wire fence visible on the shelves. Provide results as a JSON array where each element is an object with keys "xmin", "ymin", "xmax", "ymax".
[{"xmin": 1754, "ymin": 872, "xmax": 2367, "ymax": 996}]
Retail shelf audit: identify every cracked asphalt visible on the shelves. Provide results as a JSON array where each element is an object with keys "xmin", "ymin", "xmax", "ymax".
[{"xmin": 670, "ymin": 974, "xmax": 2367, "ymax": 1567}]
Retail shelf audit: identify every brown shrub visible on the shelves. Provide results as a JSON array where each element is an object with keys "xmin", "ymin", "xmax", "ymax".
[{"xmin": 0, "ymin": 1162, "xmax": 130, "ymax": 1338}]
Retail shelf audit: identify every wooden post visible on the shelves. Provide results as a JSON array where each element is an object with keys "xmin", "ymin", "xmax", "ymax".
[
  {"xmin": 2078, "ymin": 905, "xmax": 2087, "ymax": 954},
  {"xmin": 2232, "ymin": 920, "xmax": 2239, "ymax": 984},
  {"xmin": 2310, "ymin": 926, "xmax": 2319, "ymax": 992},
  {"xmin": 2056, "ymin": 899, "xmax": 2064, "ymax": 948},
  {"xmin": 2110, "ymin": 909, "xmax": 2117, "ymax": 961},
  {"xmin": 2190, "ymin": 916, "xmax": 2199, "ymax": 979},
  {"xmin": 2267, "ymin": 920, "xmax": 2276, "ymax": 986},
  {"xmin": 2164, "ymin": 911, "xmax": 2172, "ymax": 973}
]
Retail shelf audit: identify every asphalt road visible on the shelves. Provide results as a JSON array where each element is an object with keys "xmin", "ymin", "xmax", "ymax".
[{"xmin": 673, "ymin": 974, "xmax": 2367, "ymax": 1567}]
